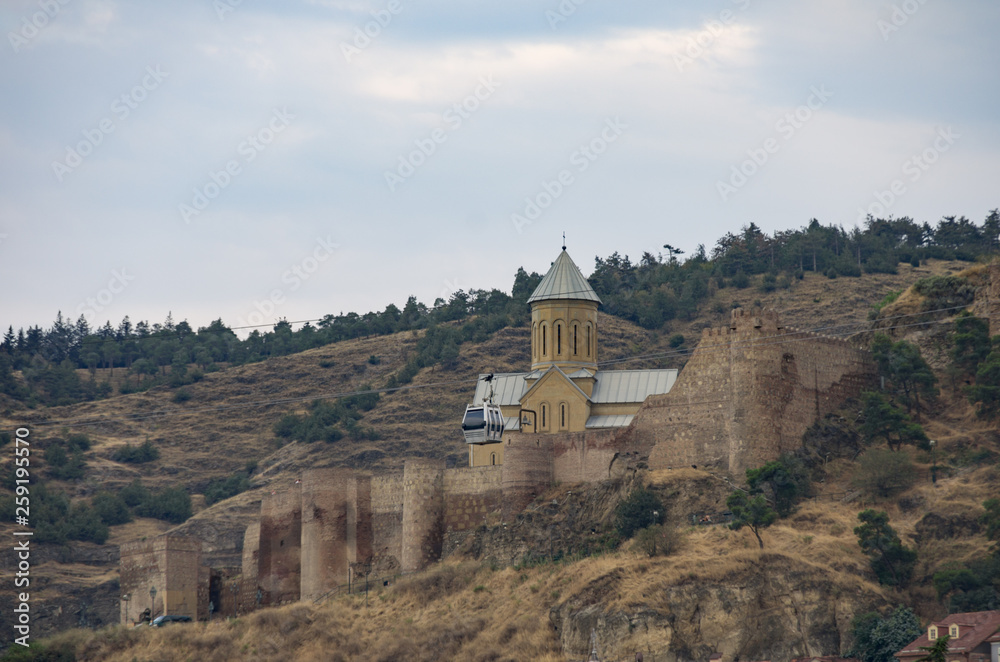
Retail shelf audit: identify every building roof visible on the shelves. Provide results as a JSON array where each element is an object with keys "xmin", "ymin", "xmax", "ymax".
[
  {"xmin": 897, "ymin": 611, "xmax": 1000, "ymax": 658},
  {"xmin": 473, "ymin": 369, "xmax": 676, "ymax": 407},
  {"xmin": 526, "ymin": 249, "xmax": 602, "ymax": 304},
  {"xmin": 585, "ymin": 414, "xmax": 634, "ymax": 429},
  {"xmin": 590, "ymin": 369, "xmax": 678, "ymax": 404}
]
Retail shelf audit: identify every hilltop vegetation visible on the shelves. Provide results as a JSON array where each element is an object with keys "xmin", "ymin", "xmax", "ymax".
[{"xmin": 0, "ymin": 212, "xmax": 998, "ymax": 659}]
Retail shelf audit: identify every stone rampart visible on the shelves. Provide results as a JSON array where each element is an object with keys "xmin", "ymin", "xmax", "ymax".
[
  {"xmin": 119, "ymin": 534, "xmax": 201, "ymax": 624},
  {"xmin": 501, "ymin": 435, "xmax": 555, "ymax": 518},
  {"xmin": 370, "ymin": 472, "xmax": 403, "ymax": 572},
  {"xmin": 631, "ymin": 308, "xmax": 875, "ymax": 475},
  {"xmin": 401, "ymin": 459, "xmax": 445, "ymax": 573},
  {"xmin": 257, "ymin": 484, "xmax": 302, "ymax": 606},
  {"xmin": 442, "ymin": 466, "xmax": 501, "ymax": 532}
]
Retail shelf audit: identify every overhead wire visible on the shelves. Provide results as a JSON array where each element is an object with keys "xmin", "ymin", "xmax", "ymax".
[{"xmin": 2, "ymin": 300, "xmax": 982, "ymax": 433}]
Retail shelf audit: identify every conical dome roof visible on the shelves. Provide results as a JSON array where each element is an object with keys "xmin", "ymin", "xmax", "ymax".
[{"xmin": 526, "ymin": 249, "xmax": 602, "ymax": 304}]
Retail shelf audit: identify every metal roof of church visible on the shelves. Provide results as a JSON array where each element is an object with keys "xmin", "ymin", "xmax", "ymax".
[
  {"xmin": 472, "ymin": 368, "xmax": 677, "ymax": 407},
  {"xmin": 526, "ymin": 249, "xmax": 602, "ymax": 304}
]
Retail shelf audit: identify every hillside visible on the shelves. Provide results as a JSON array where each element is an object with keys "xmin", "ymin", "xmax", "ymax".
[{"xmin": 0, "ymin": 257, "xmax": 995, "ymax": 655}]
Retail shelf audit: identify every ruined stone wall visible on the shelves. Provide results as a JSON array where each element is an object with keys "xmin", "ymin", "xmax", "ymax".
[
  {"xmin": 370, "ymin": 472, "xmax": 403, "ymax": 573},
  {"xmin": 633, "ymin": 308, "xmax": 875, "ymax": 476},
  {"xmin": 442, "ymin": 466, "xmax": 501, "ymax": 532},
  {"xmin": 501, "ymin": 435, "xmax": 555, "ymax": 518},
  {"xmin": 401, "ymin": 459, "xmax": 445, "ymax": 573},
  {"xmin": 119, "ymin": 534, "xmax": 201, "ymax": 624},
  {"xmin": 300, "ymin": 469, "xmax": 374, "ymax": 602},
  {"xmin": 257, "ymin": 484, "xmax": 301, "ymax": 606},
  {"xmin": 119, "ymin": 539, "xmax": 162, "ymax": 624},
  {"xmin": 550, "ymin": 428, "xmax": 622, "ymax": 484}
]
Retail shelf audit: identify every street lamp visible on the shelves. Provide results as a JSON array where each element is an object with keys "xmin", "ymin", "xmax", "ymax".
[
  {"xmin": 121, "ymin": 594, "xmax": 131, "ymax": 625},
  {"xmin": 149, "ymin": 586, "xmax": 157, "ymax": 617}
]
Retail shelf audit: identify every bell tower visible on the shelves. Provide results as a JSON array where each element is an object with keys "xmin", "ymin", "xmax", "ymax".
[{"xmin": 527, "ymin": 248, "xmax": 601, "ymax": 374}]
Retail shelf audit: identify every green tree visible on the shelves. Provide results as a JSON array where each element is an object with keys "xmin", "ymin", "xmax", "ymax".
[
  {"xmin": 950, "ymin": 313, "xmax": 991, "ymax": 379},
  {"xmin": 967, "ymin": 339, "xmax": 1000, "ymax": 418},
  {"xmin": 859, "ymin": 391, "xmax": 930, "ymax": 451},
  {"xmin": 847, "ymin": 607, "xmax": 922, "ymax": 662},
  {"xmin": 982, "ymin": 498, "xmax": 1000, "ymax": 541},
  {"xmin": 615, "ymin": 487, "xmax": 664, "ymax": 539},
  {"xmin": 726, "ymin": 490, "xmax": 777, "ymax": 549},
  {"xmin": 855, "ymin": 509, "xmax": 917, "ymax": 586},
  {"xmin": 745, "ymin": 454, "xmax": 810, "ymax": 517},
  {"xmin": 92, "ymin": 491, "xmax": 132, "ymax": 526},
  {"xmin": 916, "ymin": 634, "xmax": 950, "ymax": 662},
  {"xmin": 871, "ymin": 334, "xmax": 938, "ymax": 413}
]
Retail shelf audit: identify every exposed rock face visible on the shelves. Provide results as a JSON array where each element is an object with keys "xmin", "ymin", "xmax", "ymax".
[{"xmin": 549, "ymin": 555, "xmax": 889, "ymax": 662}]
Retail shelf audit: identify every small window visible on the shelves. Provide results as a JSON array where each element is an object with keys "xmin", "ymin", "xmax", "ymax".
[
  {"xmin": 490, "ymin": 453, "xmax": 497, "ymax": 466},
  {"xmin": 928, "ymin": 626, "xmax": 938, "ymax": 641},
  {"xmin": 949, "ymin": 625, "xmax": 959, "ymax": 638},
  {"xmin": 541, "ymin": 404, "xmax": 547, "ymax": 429},
  {"xmin": 586, "ymin": 325, "xmax": 592, "ymax": 358},
  {"xmin": 573, "ymin": 325, "xmax": 578, "ymax": 355},
  {"xmin": 557, "ymin": 324, "xmax": 562, "ymax": 355},
  {"xmin": 560, "ymin": 403, "xmax": 567, "ymax": 429},
  {"xmin": 542, "ymin": 325, "xmax": 547, "ymax": 356}
]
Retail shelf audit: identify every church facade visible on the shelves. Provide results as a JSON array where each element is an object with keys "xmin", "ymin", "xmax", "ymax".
[{"xmin": 468, "ymin": 248, "xmax": 677, "ymax": 467}]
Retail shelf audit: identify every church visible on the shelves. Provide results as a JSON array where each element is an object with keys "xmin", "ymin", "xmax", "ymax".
[{"xmin": 467, "ymin": 247, "xmax": 678, "ymax": 467}]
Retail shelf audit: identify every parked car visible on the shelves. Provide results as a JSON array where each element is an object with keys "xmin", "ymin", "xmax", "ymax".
[{"xmin": 151, "ymin": 615, "xmax": 193, "ymax": 627}]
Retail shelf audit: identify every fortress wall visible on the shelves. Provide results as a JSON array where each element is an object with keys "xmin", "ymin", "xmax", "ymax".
[
  {"xmin": 119, "ymin": 539, "xmax": 162, "ymax": 624},
  {"xmin": 119, "ymin": 535, "xmax": 201, "ymax": 624},
  {"xmin": 636, "ymin": 309, "xmax": 875, "ymax": 475},
  {"xmin": 550, "ymin": 428, "xmax": 620, "ymax": 484},
  {"xmin": 371, "ymin": 473, "xmax": 403, "ymax": 572},
  {"xmin": 257, "ymin": 484, "xmax": 302, "ymax": 606},
  {"xmin": 501, "ymin": 434, "xmax": 555, "ymax": 518},
  {"xmin": 238, "ymin": 521, "xmax": 260, "ymax": 614},
  {"xmin": 300, "ymin": 468, "xmax": 354, "ymax": 602},
  {"xmin": 636, "ymin": 324, "xmax": 738, "ymax": 472},
  {"xmin": 442, "ymin": 466, "xmax": 502, "ymax": 532},
  {"xmin": 161, "ymin": 535, "xmax": 201, "ymax": 621},
  {"xmin": 401, "ymin": 459, "xmax": 445, "ymax": 573}
]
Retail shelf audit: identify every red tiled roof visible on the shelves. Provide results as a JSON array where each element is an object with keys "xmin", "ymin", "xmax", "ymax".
[{"xmin": 896, "ymin": 611, "xmax": 1000, "ymax": 659}]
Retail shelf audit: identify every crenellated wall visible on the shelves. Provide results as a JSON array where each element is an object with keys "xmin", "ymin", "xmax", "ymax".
[{"xmin": 625, "ymin": 308, "xmax": 876, "ymax": 475}]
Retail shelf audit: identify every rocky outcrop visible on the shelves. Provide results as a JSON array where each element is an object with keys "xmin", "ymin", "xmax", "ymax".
[{"xmin": 549, "ymin": 555, "xmax": 889, "ymax": 662}]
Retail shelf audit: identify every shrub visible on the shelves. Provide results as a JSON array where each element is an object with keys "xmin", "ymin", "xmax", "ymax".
[
  {"xmin": 634, "ymin": 524, "xmax": 679, "ymax": 557},
  {"xmin": 92, "ymin": 491, "xmax": 133, "ymax": 526},
  {"xmin": 111, "ymin": 440, "xmax": 160, "ymax": 464},
  {"xmin": 172, "ymin": 387, "xmax": 192, "ymax": 403},
  {"xmin": 204, "ymin": 472, "xmax": 252, "ymax": 506},
  {"xmin": 668, "ymin": 333, "xmax": 685, "ymax": 348},
  {"xmin": 912, "ymin": 275, "xmax": 975, "ymax": 311},
  {"xmin": 852, "ymin": 448, "xmax": 917, "ymax": 499},
  {"xmin": 615, "ymin": 487, "xmax": 664, "ymax": 539}
]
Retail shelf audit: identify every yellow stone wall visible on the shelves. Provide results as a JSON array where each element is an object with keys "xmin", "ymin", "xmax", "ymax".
[
  {"xmin": 530, "ymin": 300, "xmax": 598, "ymax": 372},
  {"xmin": 520, "ymin": 372, "xmax": 591, "ymax": 433}
]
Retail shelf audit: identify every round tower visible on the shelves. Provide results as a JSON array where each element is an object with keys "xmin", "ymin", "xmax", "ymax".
[
  {"xmin": 400, "ymin": 458, "xmax": 445, "ymax": 573},
  {"xmin": 527, "ymin": 248, "xmax": 602, "ymax": 373}
]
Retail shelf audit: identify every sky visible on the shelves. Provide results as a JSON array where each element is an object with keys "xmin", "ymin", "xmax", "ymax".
[{"xmin": 1, "ymin": 0, "xmax": 998, "ymax": 335}]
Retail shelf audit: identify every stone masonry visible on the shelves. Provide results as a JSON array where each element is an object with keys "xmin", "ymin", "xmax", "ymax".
[{"xmin": 122, "ymin": 307, "xmax": 875, "ymax": 619}]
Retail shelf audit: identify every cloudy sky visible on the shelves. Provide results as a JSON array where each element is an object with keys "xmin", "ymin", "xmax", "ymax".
[{"xmin": 1, "ymin": 0, "xmax": 998, "ymax": 335}]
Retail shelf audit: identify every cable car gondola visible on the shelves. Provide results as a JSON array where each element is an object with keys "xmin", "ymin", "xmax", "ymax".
[{"xmin": 461, "ymin": 374, "xmax": 505, "ymax": 445}]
